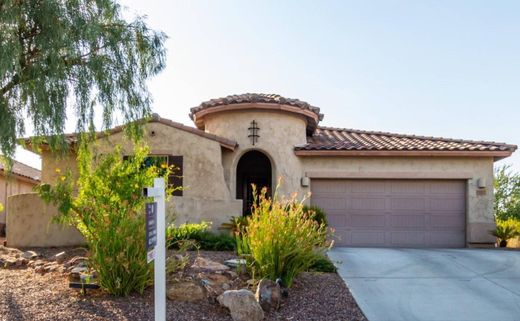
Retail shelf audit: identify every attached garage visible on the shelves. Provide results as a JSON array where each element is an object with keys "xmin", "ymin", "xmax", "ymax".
[{"xmin": 311, "ymin": 179, "xmax": 466, "ymax": 248}]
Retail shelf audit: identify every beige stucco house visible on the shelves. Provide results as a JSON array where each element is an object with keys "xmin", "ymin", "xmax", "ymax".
[
  {"xmin": 18, "ymin": 93, "xmax": 517, "ymax": 248},
  {"xmin": 0, "ymin": 160, "xmax": 41, "ymax": 236}
]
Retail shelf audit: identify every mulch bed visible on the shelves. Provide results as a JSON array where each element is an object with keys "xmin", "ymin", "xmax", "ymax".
[{"xmin": 0, "ymin": 247, "xmax": 366, "ymax": 321}]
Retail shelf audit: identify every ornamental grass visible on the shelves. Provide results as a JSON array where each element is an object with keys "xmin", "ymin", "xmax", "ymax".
[{"xmin": 242, "ymin": 183, "xmax": 329, "ymax": 287}]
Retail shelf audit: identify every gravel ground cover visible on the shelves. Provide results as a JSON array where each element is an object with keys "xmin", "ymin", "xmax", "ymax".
[{"xmin": 0, "ymin": 247, "xmax": 366, "ymax": 321}]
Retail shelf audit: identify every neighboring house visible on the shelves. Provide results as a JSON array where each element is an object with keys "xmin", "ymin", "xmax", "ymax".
[
  {"xmin": 22, "ymin": 93, "xmax": 517, "ymax": 248},
  {"xmin": 0, "ymin": 160, "xmax": 41, "ymax": 235}
]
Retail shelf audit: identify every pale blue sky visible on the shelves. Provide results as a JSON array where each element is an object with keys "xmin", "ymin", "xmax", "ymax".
[{"xmin": 16, "ymin": 0, "xmax": 520, "ymax": 170}]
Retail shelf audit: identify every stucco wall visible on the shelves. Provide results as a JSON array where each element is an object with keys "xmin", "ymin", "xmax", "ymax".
[
  {"xmin": 204, "ymin": 110, "xmax": 308, "ymax": 198},
  {"xmin": 300, "ymin": 156, "xmax": 496, "ymax": 244},
  {"xmin": 37, "ymin": 122, "xmax": 242, "ymax": 231},
  {"xmin": 6, "ymin": 193, "xmax": 85, "ymax": 247},
  {"xmin": 41, "ymin": 150, "xmax": 78, "ymax": 184},
  {"xmin": 0, "ymin": 175, "xmax": 36, "ymax": 226}
]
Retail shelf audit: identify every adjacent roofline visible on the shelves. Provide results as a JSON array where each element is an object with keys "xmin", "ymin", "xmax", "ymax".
[
  {"xmin": 294, "ymin": 149, "xmax": 514, "ymax": 160},
  {"xmin": 21, "ymin": 114, "xmax": 238, "ymax": 154},
  {"xmin": 0, "ymin": 160, "xmax": 41, "ymax": 184},
  {"xmin": 315, "ymin": 126, "xmax": 518, "ymax": 149},
  {"xmin": 295, "ymin": 126, "xmax": 517, "ymax": 161}
]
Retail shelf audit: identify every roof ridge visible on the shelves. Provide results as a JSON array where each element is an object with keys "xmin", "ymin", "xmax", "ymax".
[{"xmin": 317, "ymin": 126, "xmax": 517, "ymax": 148}]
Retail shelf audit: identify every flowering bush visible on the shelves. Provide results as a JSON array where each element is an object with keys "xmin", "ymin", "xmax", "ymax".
[
  {"xmin": 37, "ymin": 143, "xmax": 174, "ymax": 296},
  {"xmin": 241, "ymin": 183, "xmax": 330, "ymax": 287}
]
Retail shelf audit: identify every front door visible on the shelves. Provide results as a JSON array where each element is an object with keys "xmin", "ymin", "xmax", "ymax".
[{"xmin": 236, "ymin": 150, "xmax": 272, "ymax": 215}]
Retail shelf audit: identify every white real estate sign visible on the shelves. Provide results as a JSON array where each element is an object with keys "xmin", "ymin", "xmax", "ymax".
[{"xmin": 144, "ymin": 178, "xmax": 166, "ymax": 321}]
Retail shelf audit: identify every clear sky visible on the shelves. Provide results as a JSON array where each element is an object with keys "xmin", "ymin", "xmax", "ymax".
[{"xmin": 16, "ymin": 0, "xmax": 520, "ymax": 171}]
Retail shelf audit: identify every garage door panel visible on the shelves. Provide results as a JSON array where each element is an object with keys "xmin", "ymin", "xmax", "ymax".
[
  {"xmin": 351, "ymin": 198, "xmax": 386, "ymax": 210},
  {"xmin": 430, "ymin": 215, "xmax": 465, "ymax": 228},
  {"xmin": 390, "ymin": 215, "xmax": 426, "ymax": 228},
  {"xmin": 311, "ymin": 180, "xmax": 348, "ymax": 193},
  {"xmin": 312, "ymin": 197, "xmax": 346, "ymax": 210},
  {"xmin": 429, "ymin": 231, "xmax": 465, "ymax": 246},
  {"xmin": 351, "ymin": 231, "xmax": 385, "ymax": 245},
  {"xmin": 429, "ymin": 181, "xmax": 466, "ymax": 194},
  {"xmin": 390, "ymin": 198, "xmax": 426, "ymax": 210},
  {"xmin": 390, "ymin": 181, "xmax": 427, "ymax": 194},
  {"xmin": 430, "ymin": 198, "xmax": 465, "ymax": 211},
  {"xmin": 327, "ymin": 213, "xmax": 348, "ymax": 228},
  {"xmin": 390, "ymin": 231, "xmax": 426, "ymax": 246},
  {"xmin": 311, "ymin": 179, "xmax": 466, "ymax": 248},
  {"xmin": 351, "ymin": 214, "xmax": 386, "ymax": 228},
  {"xmin": 351, "ymin": 181, "xmax": 386, "ymax": 193}
]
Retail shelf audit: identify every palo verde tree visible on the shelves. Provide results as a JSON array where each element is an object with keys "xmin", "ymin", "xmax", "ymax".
[{"xmin": 0, "ymin": 0, "xmax": 166, "ymax": 160}]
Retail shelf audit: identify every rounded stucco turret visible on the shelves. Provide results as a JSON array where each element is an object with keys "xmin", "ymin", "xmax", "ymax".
[{"xmin": 190, "ymin": 93, "xmax": 323, "ymax": 203}]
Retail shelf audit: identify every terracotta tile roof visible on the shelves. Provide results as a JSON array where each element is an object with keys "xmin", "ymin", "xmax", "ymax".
[
  {"xmin": 296, "ymin": 126, "xmax": 517, "ymax": 154},
  {"xmin": 190, "ymin": 93, "xmax": 324, "ymax": 121},
  {"xmin": 0, "ymin": 160, "xmax": 41, "ymax": 182},
  {"xmin": 22, "ymin": 114, "xmax": 238, "ymax": 153}
]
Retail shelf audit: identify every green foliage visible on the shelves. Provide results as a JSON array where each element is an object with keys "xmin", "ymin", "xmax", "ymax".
[
  {"xmin": 0, "ymin": 0, "xmax": 166, "ymax": 159},
  {"xmin": 308, "ymin": 254, "xmax": 337, "ymax": 273},
  {"xmin": 166, "ymin": 221, "xmax": 236, "ymax": 251},
  {"xmin": 302, "ymin": 205, "xmax": 328, "ymax": 227},
  {"xmin": 242, "ymin": 184, "xmax": 329, "ymax": 287},
  {"xmin": 220, "ymin": 216, "xmax": 249, "ymax": 236},
  {"xmin": 490, "ymin": 219, "xmax": 520, "ymax": 242},
  {"xmin": 36, "ymin": 143, "xmax": 172, "ymax": 296},
  {"xmin": 494, "ymin": 165, "xmax": 520, "ymax": 220}
]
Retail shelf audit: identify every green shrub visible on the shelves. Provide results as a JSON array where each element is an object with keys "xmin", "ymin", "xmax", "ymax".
[
  {"xmin": 308, "ymin": 254, "xmax": 337, "ymax": 273},
  {"xmin": 37, "ymin": 143, "xmax": 173, "ymax": 296},
  {"xmin": 243, "ymin": 184, "xmax": 329, "ymax": 287},
  {"xmin": 166, "ymin": 221, "xmax": 236, "ymax": 251},
  {"xmin": 490, "ymin": 219, "xmax": 520, "ymax": 247},
  {"xmin": 220, "ymin": 216, "xmax": 249, "ymax": 236},
  {"xmin": 166, "ymin": 221, "xmax": 211, "ymax": 247},
  {"xmin": 302, "ymin": 205, "xmax": 328, "ymax": 227}
]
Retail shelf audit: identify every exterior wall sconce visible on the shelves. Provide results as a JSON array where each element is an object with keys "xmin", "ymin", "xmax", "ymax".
[
  {"xmin": 301, "ymin": 177, "xmax": 310, "ymax": 187},
  {"xmin": 477, "ymin": 178, "xmax": 486, "ymax": 189}
]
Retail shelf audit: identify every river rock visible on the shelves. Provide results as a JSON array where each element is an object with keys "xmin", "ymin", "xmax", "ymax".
[
  {"xmin": 255, "ymin": 279, "xmax": 281, "ymax": 312},
  {"xmin": 218, "ymin": 289, "xmax": 264, "ymax": 321},
  {"xmin": 191, "ymin": 257, "xmax": 229, "ymax": 271},
  {"xmin": 21, "ymin": 251, "xmax": 38, "ymax": 259},
  {"xmin": 167, "ymin": 281, "xmax": 206, "ymax": 302}
]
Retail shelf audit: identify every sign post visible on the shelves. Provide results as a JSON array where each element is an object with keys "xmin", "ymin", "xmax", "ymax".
[{"xmin": 144, "ymin": 178, "xmax": 166, "ymax": 321}]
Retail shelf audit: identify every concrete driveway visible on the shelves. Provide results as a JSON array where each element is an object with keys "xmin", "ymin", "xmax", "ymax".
[{"xmin": 328, "ymin": 248, "xmax": 520, "ymax": 321}]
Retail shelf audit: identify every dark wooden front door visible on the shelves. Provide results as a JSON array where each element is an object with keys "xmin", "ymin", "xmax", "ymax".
[{"xmin": 236, "ymin": 151, "xmax": 272, "ymax": 215}]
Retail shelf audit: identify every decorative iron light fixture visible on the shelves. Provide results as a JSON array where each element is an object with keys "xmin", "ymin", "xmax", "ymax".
[{"xmin": 248, "ymin": 120, "xmax": 260, "ymax": 145}]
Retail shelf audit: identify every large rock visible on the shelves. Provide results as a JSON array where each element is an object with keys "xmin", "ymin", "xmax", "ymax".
[
  {"xmin": 167, "ymin": 281, "xmax": 206, "ymax": 302},
  {"xmin": 218, "ymin": 289, "xmax": 264, "ymax": 321},
  {"xmin": 64, "ymin": 256, "xmax": 87, "ymax": 268},
  {"xmin": 255, "ymin": 279, "xmax": 281, "ymax": 312},
  {"xmin": 21, "ymin": 250, "xmax": 38, "ymax": 259},
  {"xmin": 191, "ymin": 257, "xmax": 229, "ymax": 271},
  {"xmin": 198, "ymin": 272, "xmax": 232, "ymax": 296}
]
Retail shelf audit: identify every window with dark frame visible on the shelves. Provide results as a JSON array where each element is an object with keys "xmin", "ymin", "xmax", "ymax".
[{"xmin": 123, "ymin": 155, "xmax": 183, "ymax": 196}]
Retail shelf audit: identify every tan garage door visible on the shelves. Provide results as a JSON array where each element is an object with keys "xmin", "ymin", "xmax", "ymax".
[{"xmin": 311, "ymin": 179, "xmax": 466, "ymax": 248}]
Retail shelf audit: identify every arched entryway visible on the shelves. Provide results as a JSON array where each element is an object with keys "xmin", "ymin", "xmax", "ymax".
[{"xmin": 236, "ymin": 150, "xmax": 272, "ymax": 215}]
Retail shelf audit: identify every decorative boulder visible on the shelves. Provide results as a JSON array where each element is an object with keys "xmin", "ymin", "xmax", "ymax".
[
  {"xmin": 21, "ymin": 250, "xmax": 38, "ymax": 260},
  {"xmin": 255, "ymin": 279, "xmax": 281, "ymax": 312},
  {"xmin": 167, "ymin": 281, "xmax": 206, "ymax": 302},
  {"xmin": 218, "ymin": 289, "xmax": 264, "ymax": 321},
  {"xmin": 191, "ymin": 257, "xmax": 229, "ymax": 271}
]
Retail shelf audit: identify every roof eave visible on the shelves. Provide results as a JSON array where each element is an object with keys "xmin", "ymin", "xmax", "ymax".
[{"xmin": 294, "ymin": 149, "xmax": 514, "ymax": 161}]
